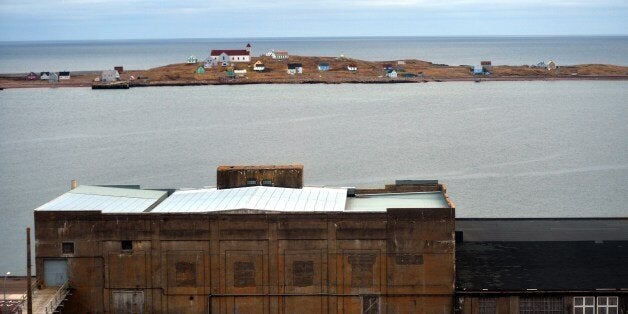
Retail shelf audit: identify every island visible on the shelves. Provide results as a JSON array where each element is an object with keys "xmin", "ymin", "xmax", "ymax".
[{"xmin": 1, "ymin": 55, "xmax": 627, "ymax": 89}]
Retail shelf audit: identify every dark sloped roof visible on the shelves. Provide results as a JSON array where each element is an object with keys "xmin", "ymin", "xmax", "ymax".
[
  {"xmin": 456, "ymin": 218, "xmax": 628, "ymax": 242},
  {"xmin": 288, "ymin": 63, "xmax": 302, "ymax": 69},
  {"xmin": 456, "ymin": 241, "xmax": 628, "ymax": 291},
  {"xmin": 210, "ymin": 49, "xmax": 249, "ymax": 56}
]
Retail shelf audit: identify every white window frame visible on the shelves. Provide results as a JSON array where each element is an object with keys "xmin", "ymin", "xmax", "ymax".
[
  {"xmin": 596, "ymin": 296, "xmax": 618, "ymax": 314},
  {"xmin": 573, "ymin": 297, "xmax": 596, "ymax": 314}
]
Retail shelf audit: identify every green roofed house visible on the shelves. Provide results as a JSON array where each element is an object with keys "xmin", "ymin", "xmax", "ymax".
[
  {"xmin": 226, "ymin": 67, "xmax": 235, "ymax": 78},
  {"xmin": 195, "ymin": 66, "xmax": 205, "ymax": 74}
]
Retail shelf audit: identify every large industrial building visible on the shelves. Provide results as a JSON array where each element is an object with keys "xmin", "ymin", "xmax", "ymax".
[
  {"xmin": 34, "ymin": 165, "xmax": 456, "ymax": 313},
  {"xmin": 31, "ymin": 165, "xmax": 628, "ymax": 313}
]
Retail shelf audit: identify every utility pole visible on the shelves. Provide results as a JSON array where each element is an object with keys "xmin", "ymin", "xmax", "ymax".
[{"xmin": 27, "ymin": 227, "xmax": 32, "ymax": 314}]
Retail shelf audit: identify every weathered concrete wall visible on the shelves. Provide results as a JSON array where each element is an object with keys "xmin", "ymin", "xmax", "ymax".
[
  {"xmin": 216, "ymin": 164, "xmax": 304, "ymax": 189},
  {"xmin": 35, "ymin": 207, "xmax": 454, "ymax": 313}
]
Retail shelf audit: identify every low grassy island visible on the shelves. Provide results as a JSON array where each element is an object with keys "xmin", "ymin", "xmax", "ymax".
[{"xmin": 1, "ymin": 55, "xmax": 628, "ymax": 89}]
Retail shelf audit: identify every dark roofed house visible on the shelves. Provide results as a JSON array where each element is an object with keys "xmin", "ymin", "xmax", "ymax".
[
  {"xmin": 40, "ymin": 72, "xmax": 50, "ymax": 80},
  {"xmin": 287, "ymin": 63, "xmax": 302, "ymax": 75},
  {"xmin": 26, "ymin": 72, "xmax": 38, "ymax": 80},
  {"xmin": 58, "ymin": 71, "xmax": 70, "ymax": 80},
  {"xmin": 481, "ymin": 60, "xmax": 492, "ymax": 72},
  {"xmin": 455, "ymin": 218, "xmax": 628, "ymax": 314}
]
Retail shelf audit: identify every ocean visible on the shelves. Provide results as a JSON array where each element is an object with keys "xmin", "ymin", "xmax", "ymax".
[
  {"xmin": 0, "ymin": 37, "xmax": 627, "ymax": 274},
  {"xmin": 1, "ymin": 36, "xmax": 628, "ymax": 73}
]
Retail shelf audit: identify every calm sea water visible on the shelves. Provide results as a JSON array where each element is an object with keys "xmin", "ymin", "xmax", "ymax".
[
  {"xmin": 1, "ymin": 81, "xmax": 627, "ymax": 274},
  {"xmin": 1, "ymin": 36, "xmax": 628, "ymax": 73}
]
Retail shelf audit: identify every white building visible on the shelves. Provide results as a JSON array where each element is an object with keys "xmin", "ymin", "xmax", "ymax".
[
  {"xmin": 253, "ymin": 61, "xmax": 265, "ymax": 72},
  {"xmin": 347, "ymin": 65, "xmax": 358, "ymax": 72},
  {"xmin": 271, "ymin": 51, "xmax": 289, "ymax": 60},
  {"xmin": 40, "ymin": 72, "xmax": 50, "ymax": 80},
  {"xmin": 210, "ymin": 44, "xmax": 251, "ymax": 66},
  {"xmin": 58, "ymin": 71, "xmax": 70, "ymax": 80},
  {"xmin": 100, "ymin": 70, "xmax": 120, "ymax": 83}
]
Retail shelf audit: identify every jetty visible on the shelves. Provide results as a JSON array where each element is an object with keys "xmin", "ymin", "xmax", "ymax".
[{"xmin": 92, "ymin": 81, "xmax": 129, "ymax": 89}]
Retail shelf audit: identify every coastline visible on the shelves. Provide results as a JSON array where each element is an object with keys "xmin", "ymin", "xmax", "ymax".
[{"xmin": 1, "ymin": 55, "xmax": 627, "ymax": 89}]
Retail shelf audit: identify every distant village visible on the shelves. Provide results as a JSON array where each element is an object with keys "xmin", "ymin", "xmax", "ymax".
[{"xmin": 3, "ymin": 43, "xmax": 626, "ymax": 89}]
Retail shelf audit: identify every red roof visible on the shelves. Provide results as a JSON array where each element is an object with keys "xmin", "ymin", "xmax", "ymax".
[{"xmin": 210, "ymin": 49, "xmax": 250, "ymax": 56}]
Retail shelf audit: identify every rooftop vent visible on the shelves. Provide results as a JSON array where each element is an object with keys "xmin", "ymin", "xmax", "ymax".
[{"xmin": 395, "ymin": 180, "xmax": 438, "ymax": 186}]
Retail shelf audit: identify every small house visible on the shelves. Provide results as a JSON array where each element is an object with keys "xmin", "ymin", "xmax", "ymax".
[
  {"xmin": 253, "ymin": 61, "xmax": 265, "ymax": 72},
  {"xmin": 226, "ymin": 67, "xmax": 235, "ymax": 78},
  {"xmin": 317, "ymin": 63, "xmax": 330, "ymax": 71},
  {"xmin": 195, "ymin": 66, "xmax": 205, "ymax": 74},
  {"xmin": 397, "ymin": 60, "xmax": 406, "ymax": 65},
  {"xmin": 48, "ymin": 72, "xmax": 58, "ymax": 83},
  {"xmin": 100, "ymin": 70, "xmax": 120, "ymax": 82},
  {"xmin": 59, "ymin": 71, "xmax": 70, "ymax": 80},
  {"xmin": 40, "ymin": 72, "xmax": 50, "ymax": 80},
  {"xmin": 287, "ymin": 63, "xmax": 302, "ymax": 75},
  {"xmin": 347, "ymin": 64, "xmax": 358, "ymax": 72},
  {"xmin": 473, "ymin": 66, "xmax": 483, "ymax": 75},
  {"xmin": 187, "ymin": 56, "xmax": 198, "ymax": 64},
  {"xmin": 547, "ymin": 60, "xmax": 557, "ymax": 70},
  {"xmin": 481, "ymin": 61, "xmax": 492, "ymax": 72},
  {"xmin": 234, "ymin": 69, "xmax": 247, "ymax": 77},
  {"xmin": 272, "ymin": 51, "xmax": 289, "ymax": 61},
  {"xmin": 114, "ymin": 66, "xmax": 123, "ymax": 73},
  {"xmin": 26, "ymin": 72, "xmax": 38, "ymax": 80},
  {"xmin": 386, "ymin": 70, "xmax": 397, "ymax": 78},
  {"xmin": 204, "ymin": 58, "xmax": 216, "ymax": 68},
  {"xmin": 383, "ymin": 64, "xmax": 393, "ymax": 71}
]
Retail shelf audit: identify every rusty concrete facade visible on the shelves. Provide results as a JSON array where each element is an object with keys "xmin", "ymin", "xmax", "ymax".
[
  {"xmin": 216, "ymin": 165, "xmax": 304, "ymax": 189},
  {"xmin": 35, "ymin": 184, "xmax": 455, "ymax": 313}
]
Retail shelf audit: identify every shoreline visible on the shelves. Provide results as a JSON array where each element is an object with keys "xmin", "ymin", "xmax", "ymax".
[{"xmin": 2, "ymin": 55, "xmax": 627, "ymax": 89}]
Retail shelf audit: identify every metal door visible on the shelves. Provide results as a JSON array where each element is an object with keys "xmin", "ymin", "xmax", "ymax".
[
  {"xmin": 112, "ymin": 290, "xmax": 144, "ymax": 314},
  {"xmin": 43, "ymin": 259, "xmax": 68, "ymax": 286}
]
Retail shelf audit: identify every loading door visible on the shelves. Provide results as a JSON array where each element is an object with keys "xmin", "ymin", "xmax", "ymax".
[
  {"xmin": 43, "ymin": 259, "xmax": 68, "ymax": 286},
  {"xmin": 112, "ymin": 290, "xmax": 144, "ymax": 314}
]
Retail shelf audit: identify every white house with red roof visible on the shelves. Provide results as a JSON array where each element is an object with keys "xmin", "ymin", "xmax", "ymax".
[{"xmin": 210, "ymin": 43, "xmax": 251, "ymax": 66}]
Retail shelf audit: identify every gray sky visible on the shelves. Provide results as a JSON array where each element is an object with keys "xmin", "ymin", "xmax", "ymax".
[{"xmin": 1, "ymin": 0, "xmax": 627, "ymax": 41}]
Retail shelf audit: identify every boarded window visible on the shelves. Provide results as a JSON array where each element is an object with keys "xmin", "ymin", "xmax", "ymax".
[
  {"xmin": 61, "ymin": 242, "xmax": 74, "ymax": 254},
  {"xmin": 234, "ymin": 261, "xmax": 255, "ymax": 287},
  {"xmin": 478, "ymin": 298, "xmax": 496, "ymax": 314},
  {"xmin": 395, "ymin": 254, "xmax": 422, "ymax": 265},
  {"xmin": 292, "ymin": 261, "xmax": 314, "ymax": 287},
  {"xmin": 348, "ymin": 254, "xmax": 377, "ymax": 288},
  {"xmin": 519, "ymin": 297, "xmax": 563, "ymax": 314},
  {"xmin": 362, "ymin": 295, "xmax": 379, "ymax": 314},
  {"xmin": 174, "ymin": 262, "xmax": 196, "ymax": 287}
]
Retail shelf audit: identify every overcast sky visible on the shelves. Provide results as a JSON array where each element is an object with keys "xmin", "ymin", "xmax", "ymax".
[{"xmin": 1, "ymin": 0, "xmax": 627, "ymax": 41}]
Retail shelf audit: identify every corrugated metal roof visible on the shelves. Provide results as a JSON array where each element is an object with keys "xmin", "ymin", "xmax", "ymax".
[
  {"xmin": 346, "ymin": 192, "xmax": 448, "ymax": 212},
  {"xmin": 35, "ymin": 185, "xmax": 166, "ymax": 213},
  {"xmin": 150, "ymin": 186, "xmax": 347, "ymax": 213}
]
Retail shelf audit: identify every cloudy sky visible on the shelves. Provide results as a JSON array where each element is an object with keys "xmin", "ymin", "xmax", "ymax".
[{"xmin": 1, "ymin": 0, "xmax": 627, "ymax": 41}]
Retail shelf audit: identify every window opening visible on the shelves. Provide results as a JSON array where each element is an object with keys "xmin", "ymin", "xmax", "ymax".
[{"xmin": 61, "ymin": 242, "xmax": 74, "ymax": 254}]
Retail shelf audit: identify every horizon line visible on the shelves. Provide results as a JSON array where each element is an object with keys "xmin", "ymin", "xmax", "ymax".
[{"xmin": 2, "ymin": 34, "xmax": 628, "ymax": 43}]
